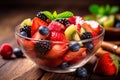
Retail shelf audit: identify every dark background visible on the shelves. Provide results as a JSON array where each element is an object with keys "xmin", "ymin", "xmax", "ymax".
[{"xmin": 0, "ymin": 0, "xmax": 120, "ymax": 16}]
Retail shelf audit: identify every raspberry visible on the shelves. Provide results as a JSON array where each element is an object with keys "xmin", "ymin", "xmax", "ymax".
[
  {"xmin": 48, "ymin": 21, "xmax": 64, "ymax": 32},
  {"xmin": 0, "ymin": 43, "xmax": 13, "ymax": 59},
  {"xmin": 49, "ymin": 31, "xmax": 67, "ymax": 41},
  {"xmin": 34, "ymin": 41, "xmax": 51, "ymax": 57}
]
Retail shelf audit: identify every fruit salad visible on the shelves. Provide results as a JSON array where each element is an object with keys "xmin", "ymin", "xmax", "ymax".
[{"xmin": 15, "ymin": 11, "xmax": 105, "ymax": 73}]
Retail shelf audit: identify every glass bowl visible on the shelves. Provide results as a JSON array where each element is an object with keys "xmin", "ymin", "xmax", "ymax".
[{"xmin": 15, "ymin": 25, "xmax": 105, "ymax": 73}]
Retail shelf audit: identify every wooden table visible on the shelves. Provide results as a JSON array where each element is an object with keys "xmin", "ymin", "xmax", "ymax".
[{"xmin": 0, "ymin": 9, "xmax": 120, "ymax": 80}]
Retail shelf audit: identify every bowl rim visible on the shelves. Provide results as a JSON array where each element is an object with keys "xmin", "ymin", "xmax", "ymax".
[{"xmin": 15, "ymin": 25, "xmax": 105, "ymax": 43}]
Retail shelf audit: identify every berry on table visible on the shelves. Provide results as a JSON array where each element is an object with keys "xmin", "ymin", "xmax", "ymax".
[
  {"xmin": 69, "ymin": 42, "xmax": 80, "ymax": 52},
  {"xmin": 76, "ymin": 67, "xmax": 87, "ymax": 78},
  {"xmin": 13, "ymin": 48, "xmax": 23, "ymax": 58},
  {"xmin": 0, "ymin": 43, "xmax": 13, "ymax": 59},
  {"xmin": 38, "ymin": 26, "xmax": 49, "ymax": 36}
]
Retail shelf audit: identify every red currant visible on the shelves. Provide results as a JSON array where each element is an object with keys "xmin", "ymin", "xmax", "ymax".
[{"xmin": 0, "ymin": 43, "xmax": 13, "ymax": 59}]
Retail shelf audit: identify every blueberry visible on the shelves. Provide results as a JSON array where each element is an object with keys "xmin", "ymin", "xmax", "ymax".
[
  {"xmin": 69, "ymin": 42, "xmax": 80, "ymax": 52},
  {"xmin": 60, "ymin": 62, "xmax": 69, "ymax": 69},
  {"xmin": 13, "ymin": 48, "xmax": 23, "ymax": 58},
  {"xmin": 84, "ymin": 42, "xmax": 94, "ymax": 52},
  {"xmin": 115, "ymin": 22, "xmax": 120, "ymax": 28},
  {"xmin": 39, "ymin": 26, "xmax": 49, "ymax": 36},
  {"xmin": 76, "ymin": 67, "xmax": 87, "ymax": 78},
  {"xmin": 20, "ymin": 31, "xmax": 27, "ymax": 37}
]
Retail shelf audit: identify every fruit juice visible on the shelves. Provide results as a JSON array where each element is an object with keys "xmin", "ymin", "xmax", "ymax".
[{"xmin": 15, "ymin": 11, "xmax": 105, "ymax": 73}]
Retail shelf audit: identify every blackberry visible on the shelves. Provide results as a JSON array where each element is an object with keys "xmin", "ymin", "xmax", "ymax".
[
  {"xmin": 80, "ymin": 32, "xmax": 92, "ymax": 40},
  {"xmin": 34, "ymin": 41, "xmax": 51, "ymax": 58},
  {"xmin": 20, "ymin": 25, "xmax": 31, "ymax": 37},
  {"xmin": 80, "ymin": 32, "xmax": 94, "ymax": 51},
  {"xmin": 37, "ymin": 12, "xmax": 48, "ymax": 21},
  {"xmin": 56, "ymin": 19, "xmax": 70, "ymax": 26}
]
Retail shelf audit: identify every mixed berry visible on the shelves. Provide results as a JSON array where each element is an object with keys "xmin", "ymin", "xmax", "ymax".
[
  {"xmin": 0, "ymin": 43, "xmax": 23, "ymax": 59},
  {"xmin": 16, "ymin": 11, "xmax": 103, "ymax": 69}
]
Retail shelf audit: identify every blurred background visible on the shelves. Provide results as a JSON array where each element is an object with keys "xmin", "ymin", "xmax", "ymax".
[{"xmin": 0, "ymin": 0, "xmax": 120, "ymax": 15}]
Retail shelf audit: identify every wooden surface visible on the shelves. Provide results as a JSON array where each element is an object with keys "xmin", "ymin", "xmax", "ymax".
[{"xmin": 0, "ymin": 9, "xmax": 120, "ymax": 80}]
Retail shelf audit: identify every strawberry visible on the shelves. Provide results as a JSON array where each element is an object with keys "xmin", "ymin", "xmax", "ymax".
[
  {"xmin": 85, "ymin": 21, "xmax": 101, "ymax": 34},
  {"xmin": 48, "ymin": 21, "xmax": 65, "ymax": 32},
  {"xmin": 32, "ymin": 31, "xmax": 47, "ymax": 40},
  {"xmin": 70, "ymin": 51, "xmax": 86, "ymax": 64},
  {"xmin": 48, "ymin": 31, "xmax": 67, "ymax": 41},
  {"xmin": 67, "ymin": 16, "xmax": 76, "ymax": 24},
  {"xmin": 46, "ymin": 58, "xmax": 63, "ymax": 67},
  {"xmin": 64, "ymin": 48, "xmax": 86, "ymax": 62},
  {"xmin": 31, "ymin": 17, "xmax": 48, "ymax": 36},
  {"xmin": 20, "ymin": 38, "xmax": 35, "ymax": 51},
  {"xmin": 81, "ymin": 22, "xmax": 93, "ymax": 32},
  {"xmin": 45, "ymin": 43, "xmax": 68, "ymax": 59},
  {"xmin": 93, "ymin": 53, "xmax": 119, "ymax": 76}
]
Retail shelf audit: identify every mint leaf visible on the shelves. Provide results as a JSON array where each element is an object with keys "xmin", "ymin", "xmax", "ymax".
[
  {"xmin": 42, "ymin": 11, "xmax": 55, "ymax": 20},
  {"xmin": 57, "ymin": 11, "xmax": 74, "ymax": 19},
  {"xmin": 98, "ymin": 6, "xmax": 105, "ymax": 15},
  {"xmin": 53, "ymin": 11, "xmax": 57, "ymax": 18},
  {"xmin": 105, "ymin": 4, "xmax": 111, "ymax": 15},
  {"xmin": 89, "ymin": 4, "xmax": 100, "ymax": 14},
  {"xmin": 110, "ymin": 6, "xmax": 119, "ymax": 14}
]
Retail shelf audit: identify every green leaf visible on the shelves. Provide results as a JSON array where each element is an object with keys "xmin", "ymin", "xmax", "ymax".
[
  {"xmin": 53, "ymin": 11, "xmax": 57, "ymax": 18},
  {"xmin": 57, "ymin": 11, "xmax": 74, "ymax": 19},
  {"xmin": 89, "ymin": 4, "xmax": 100, "ymax": 14},
  {"xmin": 110, "ymin": 6, "xmax": 119, "ymax": 14},
  {"xmin": 105, "ymin": 4, "xmax": 111, "ymax": 15},
  {"xmin": 42, "ymin": 11, "xmax": 55, "ymax": 20},
  {"xmin": 98, "ymin": 6, "xmax": 105, "ymax": 15}
]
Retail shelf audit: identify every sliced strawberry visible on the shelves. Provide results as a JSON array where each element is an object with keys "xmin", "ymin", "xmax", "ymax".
[
  {"xmin": 85, "ymin": 21, "xmax": 101, "ymax": 34},
  {"xmin": 19, "ymin": 38, "xmax": 35, "ymax": 51},
  {"xmin": 67, "ymin": 16, "xmax": 76, "ymax": 24},
  {"xmin": 48, "ymin": 21, "xmax": 65, "ymax": 32},
  {"xmin": 70, "ymin": 51, "xmax": 86, "ymax": 64},
  {"xmin": 45, "ymin": 58, "xmax": 63, "ymax": 67},
  {"xmin": 32, "ymin": 31, "xmax": 47, "ymax": 40},
  {"xmin": 31, "ymin": 17, "xmax": 48, "ymax": 36},
  {"xmin": 75, "ymin": 24, "xmax": 81, "ymax": 32},
  {"xmin": 64, "ymin": 48, "xmax": 86, "ymax": 62},
  {"xmin": 93, "ymin": 53, "xmax": 119, "ymax": 76},
  {"xmin": 48, "ymin": 31, "xmax": 67, "ymax": 41},
  {"xmin": 45, "ymin": 43, "xmax": 68, "ymax": 59},
  {"xmin": 81, "ymin": 22, "xmax": 93, "ymax": 32}
]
